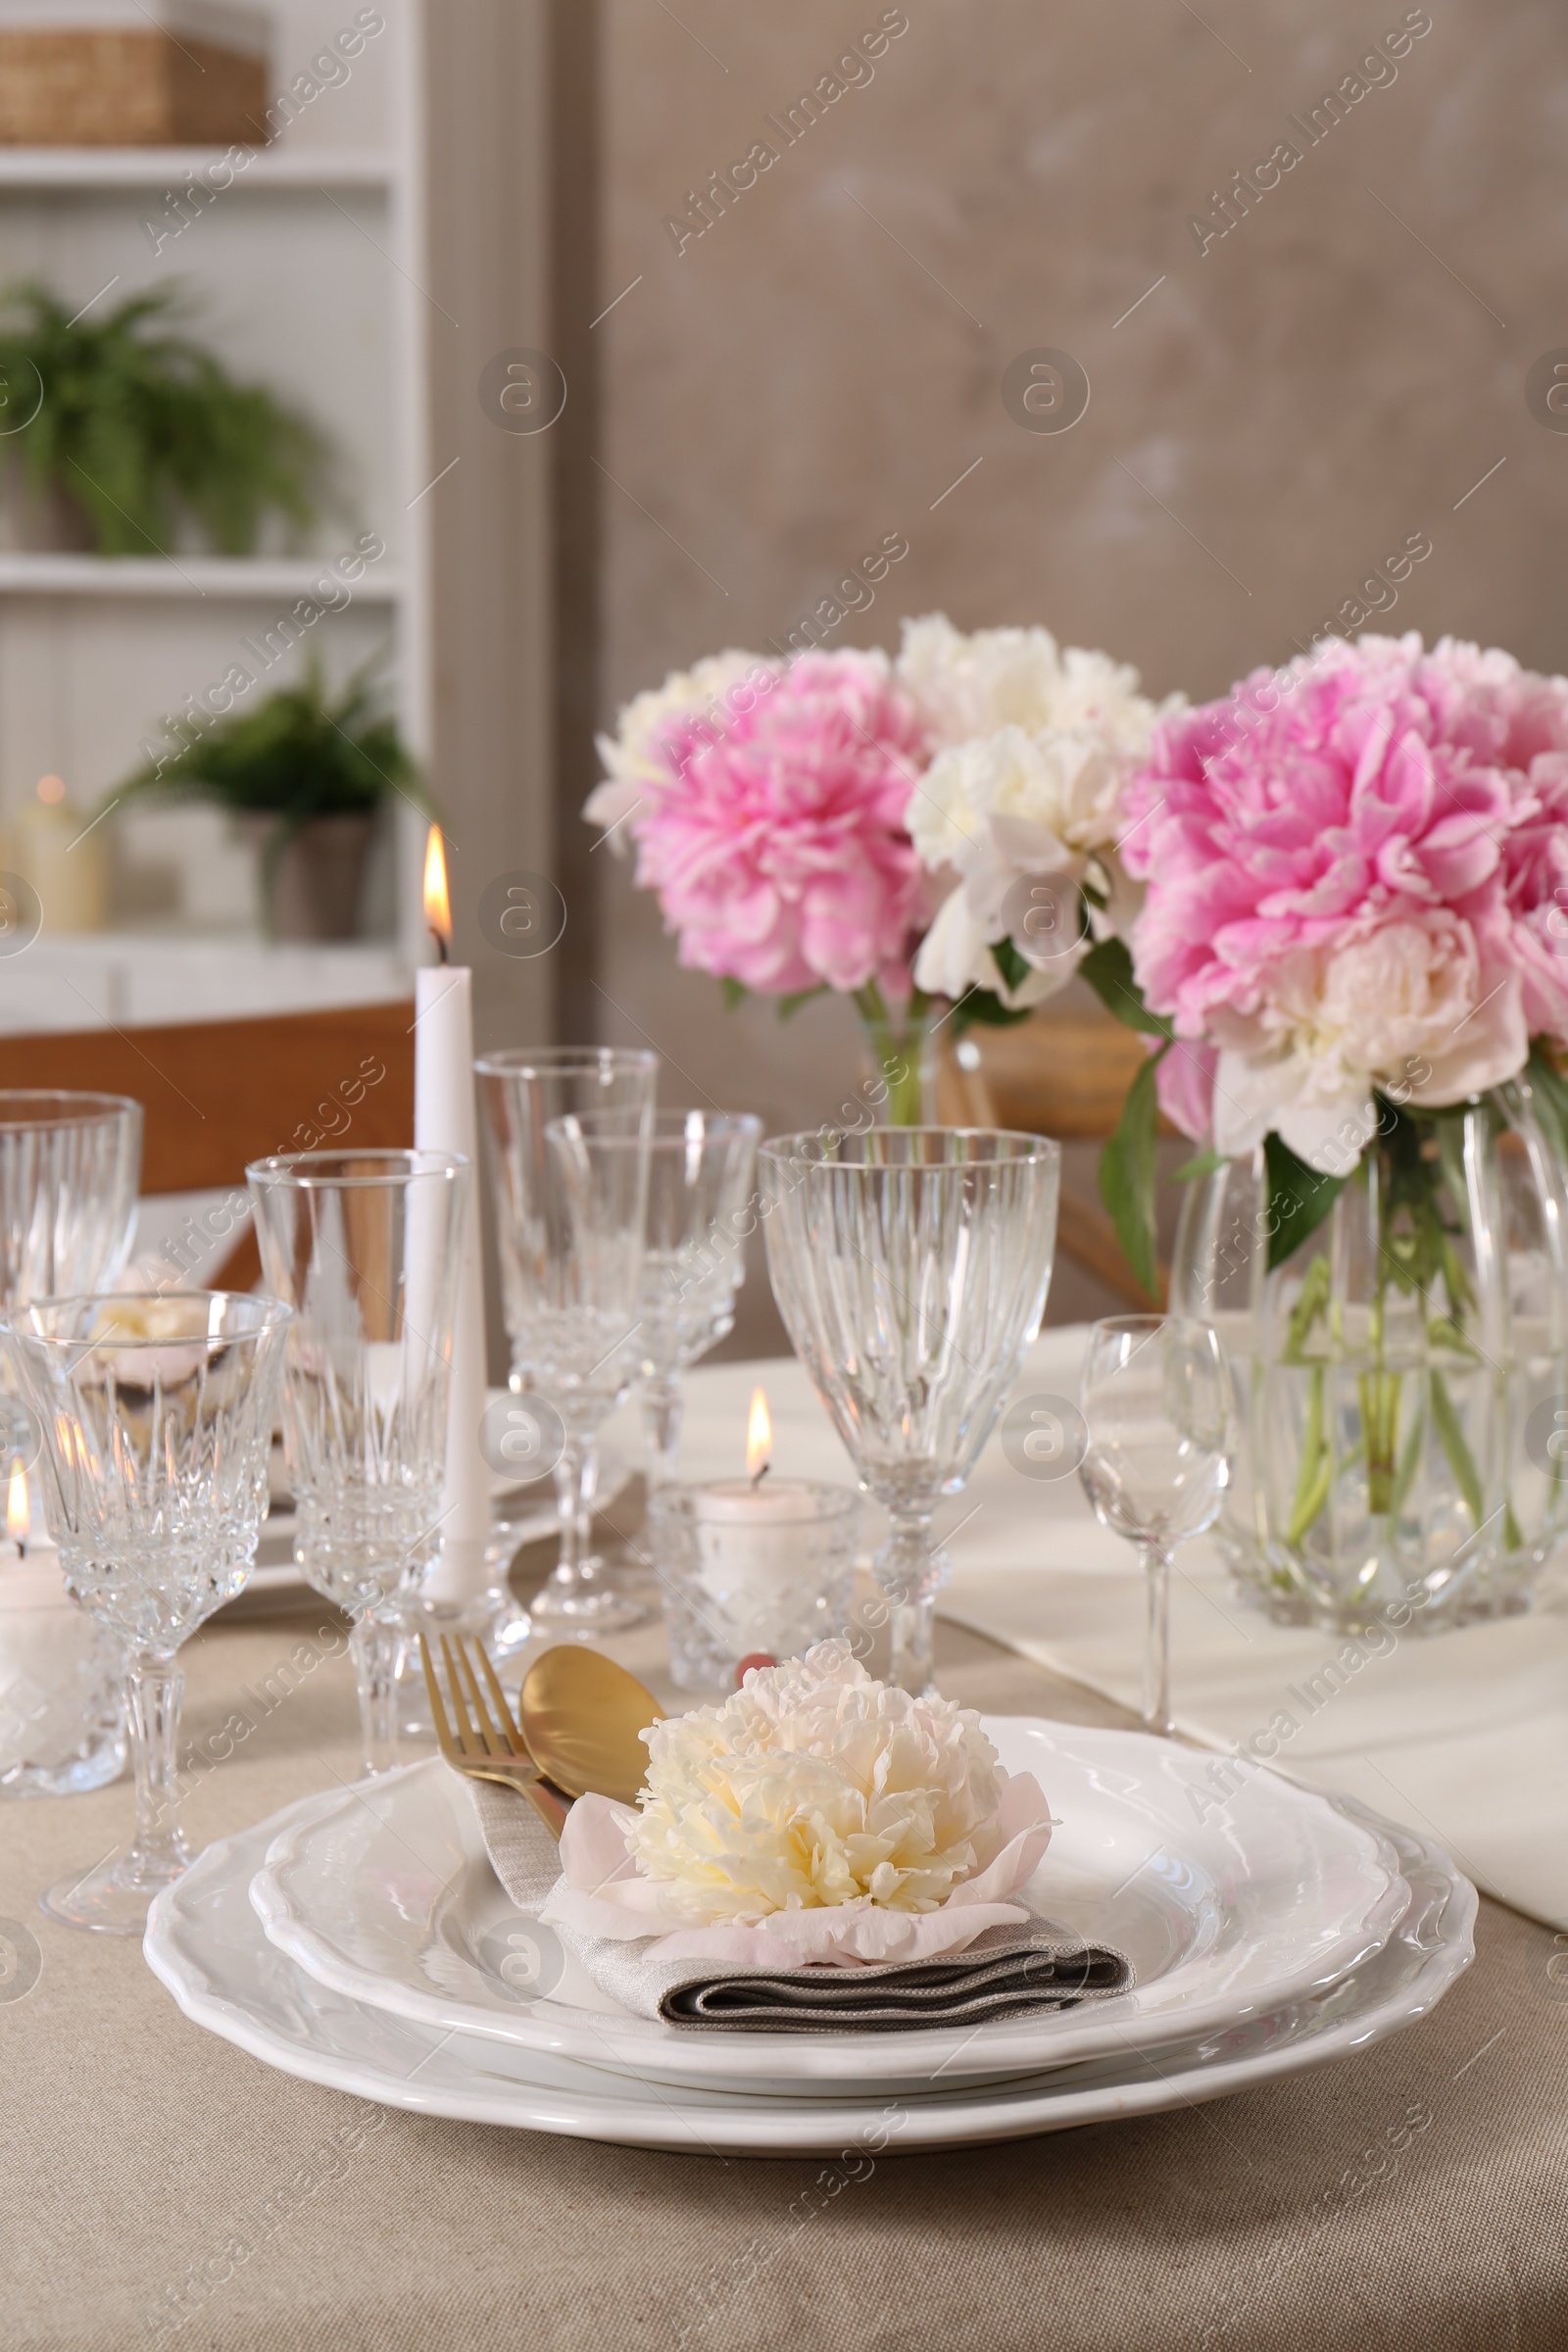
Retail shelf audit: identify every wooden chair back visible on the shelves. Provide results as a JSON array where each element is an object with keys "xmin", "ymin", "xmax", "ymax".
[
  {"xmin": 936, "ymin": 1013, "xmax": 1170, "ymax": 1308},
  {"xmin": 0, "ymin": 1001, "xmax": 416, "ymax": 1289}
]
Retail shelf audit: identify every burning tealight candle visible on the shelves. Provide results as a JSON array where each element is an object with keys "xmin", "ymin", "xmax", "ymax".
[
  {"xmin": 650, "ymin": 1390, "xmax": 858, "ymax": 1691},
  {"xmin": 692, "ymin": 1389, "xmax": 830, "ymax": 1613}
]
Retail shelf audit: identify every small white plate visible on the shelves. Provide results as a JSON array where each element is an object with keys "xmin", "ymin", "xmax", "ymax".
[
  {"xmin": 249, "ymin": 1722, "xmax": 1408, "ymax": 2095},
  {"xmin": 146, "ymin": 1794, "xmax": 1474, "ymax": 2154}
]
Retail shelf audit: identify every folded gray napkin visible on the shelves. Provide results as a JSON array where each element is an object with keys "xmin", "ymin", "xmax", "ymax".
[{"xmin": 461, "ymin": 1775, "xmax": 1133, "ymax": 2034}]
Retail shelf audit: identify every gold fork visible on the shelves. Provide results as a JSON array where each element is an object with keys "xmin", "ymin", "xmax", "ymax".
[{"xmin": 418, "ymin": 1631, "xmax": 572, "ymax": 1840}]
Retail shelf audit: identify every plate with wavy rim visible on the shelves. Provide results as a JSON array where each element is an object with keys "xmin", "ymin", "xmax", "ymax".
[
  {"xmin": 247, "ymin": 1721, "xmax": 1409, "ymax": 2094},
  {"xmin": 146, "ymin": 1794, "xmax": 1473, "ymax": 2154}
]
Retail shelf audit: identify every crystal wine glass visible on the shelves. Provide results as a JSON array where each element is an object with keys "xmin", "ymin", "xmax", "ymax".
[
  {"xmin": 0, "ymin": 1091, "xmax": 142, "ymax": 1459},
  {"xmin": 1077, "ymin": 1315, "xmax": 1234, "ymax": 1738},
  {"xmin": 760, "ymin": 1127, "xmax": 1060, "ymax": 1694},
  {"xmin": 476, "ymin": 1048, "xmax": 657, "ymax": 1629},
  {"xmin": 626, "ymin": 1109, "xmax": 760, "ymax": 1488},
  {"xmin": 1, "ymin": 1290, "xmax": 290, "ymax": 1932},
  {"xmin": 247, "ymin": 1149, "xmax": 471, "ymax": 1777}
]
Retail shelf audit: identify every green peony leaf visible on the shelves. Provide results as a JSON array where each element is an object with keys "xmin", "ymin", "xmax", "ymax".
[
  {"xmin": 1077, "ymin": 937, "xmax": 1173, "ymax": 1040},
  {"xmin": 990, "ymin": 935, "xmax": 1032, "ymax": 993},
  {"xmin": 1262, "ymin": 1131, "xmax": 1345, "ymax": 1273},
  {"xmin": 951, "ymin": 986, "xmax": 1032, "ymax": 1032}
]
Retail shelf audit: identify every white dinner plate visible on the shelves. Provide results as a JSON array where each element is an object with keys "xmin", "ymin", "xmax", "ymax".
[
  {"xmin": 146, "ymin": 1793, "xmax": 1474, "ymax": 2154},
  {"xmin": 249, "ymin": 1722, "xmax": 1408, "ymax": 2095}
]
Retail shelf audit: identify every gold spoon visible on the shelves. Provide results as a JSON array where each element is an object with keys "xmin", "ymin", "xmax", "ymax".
[{"xmin": 519, "ymin": 1645, "xmax": 662, "ymax": 1808}]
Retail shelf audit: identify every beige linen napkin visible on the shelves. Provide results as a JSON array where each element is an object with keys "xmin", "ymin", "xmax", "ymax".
[{"xmin": 463, "ymin": 1776, "xmax": 1133, "ymax": 2034}]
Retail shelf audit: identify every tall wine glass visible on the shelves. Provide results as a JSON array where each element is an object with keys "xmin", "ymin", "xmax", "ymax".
[
  {"xmin": 476, "ymin": 1048, "xmax": 657, "ymax": 1629},
  {"xmin": 1077, "ymin": 1315, "xmax": 1234, "ymax": 1738},
  {"xmin": 247, "ymin": 1149, "xmax": 471, "ymax": 1777},
  {"xmin": 760, "ymin": 1128, "xmax": 1060, "ymax": 1694},
  {"xmin": 1, "ymin": 1290, "xmax": 290, "ymax": 1932},
  {"xmin": 626, "ymin": 1109, "xmax": 760, "ymax": 1488},
  {"xmin": 0, "ymin": 1091, "xmax": 142, "ymax": 1459}
]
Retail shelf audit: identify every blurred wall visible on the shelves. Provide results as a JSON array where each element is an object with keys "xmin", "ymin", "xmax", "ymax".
[{"xmin": 565, "ymin": 0, "xmax": 1568, "ymax": 1350}]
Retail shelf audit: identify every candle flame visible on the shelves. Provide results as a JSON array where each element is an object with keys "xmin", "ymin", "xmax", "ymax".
[
  {"xmin": 746, "ymin": 1386, "xmax": 771, "ymax": 1483},
  {"xmin": 422, "ymin": 825, "xmax": 452, "ymax": 946},
  {"xmin": 6, "ymin": 1458, "xmax": 28, "ymax": 1545}
]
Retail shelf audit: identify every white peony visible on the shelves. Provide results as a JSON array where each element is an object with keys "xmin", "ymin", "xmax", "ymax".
[
  {"xmin": 583, "ymin": 649, "xmax": 771, "ymax": 846},
  {"xmin": 897, "ymin": 614, "xmax": 1162, "ymax": 757},
  {"xmin": 897, "ymin": 615, "xmax": 1178, "ymax": 1008},
  {"xmin": 1208, "ymin": 917, "xmax": 1529, "ymax": 1171},
  {"xmin": 628, "ymin": 1641, "xmax": 1025, "ymax": 1919},
  {"xmin": 906, "ymin": 724, "xmax": 1124, "ymax": 874},
  {"xmin": 542, "ymin": 1641, "xmax": 1055, "ymax": 1965}
]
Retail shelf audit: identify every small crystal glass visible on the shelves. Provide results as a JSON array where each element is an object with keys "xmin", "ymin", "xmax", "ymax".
[
  {"xmin": 1077, "ymin": 1315, "xmax": 1235, "ymax": 1737},
  {"xmin": 1, "ymin": 1291, "xmax": 291, "ymax": 1932},
  {"xmin": 649, "ymin": 1479, "xmax": 857, "ymax": 1692},
  {"xmin": 761, "ymin": 1128, "xmax": 1060, "ymax": 1695},
  {"xmin": 476, "ymin": 1048, "xmax": 657, "ymax": 1630},
  {"xmin": 247, "ymin": 1149, "xmax": 471, "ymax": 1777},
  {"xmin": 602, "ymin": 1109, "xmax": 761, "ymax": 1489},
  {"xmin": 0, "ymin": 1090, "xmax": 142, "ymax": 1459}
]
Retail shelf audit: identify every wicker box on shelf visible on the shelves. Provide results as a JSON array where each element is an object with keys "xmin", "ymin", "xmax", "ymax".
[{"xmin": 0, "ymin": 4, "xmax": 270, "ymax": 146}]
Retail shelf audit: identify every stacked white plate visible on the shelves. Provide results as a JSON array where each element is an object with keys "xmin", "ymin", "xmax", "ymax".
[{"xmin": 144, "ymin": 1719, "xmax": 1477, "ymax": 2154}]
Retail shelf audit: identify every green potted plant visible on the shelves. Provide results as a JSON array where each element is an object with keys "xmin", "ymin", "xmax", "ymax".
[
  {"xmin": 0, "ymin": 280, "xmax": 327, "ymax": 555},
  {"xmin": 117, "ymin": 661, "xmax": 427, "ymax": 941}
]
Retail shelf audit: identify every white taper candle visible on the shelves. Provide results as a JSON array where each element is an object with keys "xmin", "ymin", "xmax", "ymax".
[{"xmin": 414, "ymin": 958, "xmax": 492, "ymax": 1602}]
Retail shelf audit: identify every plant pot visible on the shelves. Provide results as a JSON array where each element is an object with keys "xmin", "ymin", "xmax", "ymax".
[
  {"xmin": 0, "ymin": 467, "xmax": 95, "ymax": 554},
  {"xmin": 242, "ymin": 812, "xmax": 376, "ymax": 943},
  {"xmin": 1171, "ymin": 1082, "xmax": 1568, "ymax": 1635}
]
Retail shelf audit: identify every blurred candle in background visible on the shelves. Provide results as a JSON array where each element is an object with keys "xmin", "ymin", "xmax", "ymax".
[
  {"xmin": 2, "ymin": 774, "xmax": 108, "ymax": 934},
  {"xmin": 414, "ymin": 825, "xmax": 492, "ymax": 1607}
]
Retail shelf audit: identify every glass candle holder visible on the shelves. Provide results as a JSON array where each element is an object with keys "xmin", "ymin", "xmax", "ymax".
[
  {"xmin": 649, "ymin": 1479, "xmax": 858, "ymax": 1693},
  {"xmin": 0, "ymin": 1547, "xmax": 124, "ymax": 1798}
]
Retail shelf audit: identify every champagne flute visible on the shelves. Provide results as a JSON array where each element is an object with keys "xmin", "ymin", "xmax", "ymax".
[
  {"xmin": 475, "ymin": 1048, "xmax": 657, "ymax": 1628},
  {"xmin": 1077, "ymin": 1315, "xmax": 1234, "ymax": 1738},
  {"xmin": 247, "ymin": 1149, "xmax": 470, "ymax": 1777},
  {"xmin": 629, "ymin": 1109, "xmax": 761, "ymax": 1488}
]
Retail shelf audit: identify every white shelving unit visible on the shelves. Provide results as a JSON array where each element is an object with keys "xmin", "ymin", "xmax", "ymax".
[
  {"xmin": 0, "ymin": 934, "xmax": 410, "ymax": 1034},
  {"xmin": 0, "ymin": 556, "xmax": 405, "ymax": 597},
  {"xmin": 0, "ymin": 0, "xmax": 434, "ymax": 1020},
  {"xmin": 0, "ymin": 146, "xmax": 395, "ymax": 188}
]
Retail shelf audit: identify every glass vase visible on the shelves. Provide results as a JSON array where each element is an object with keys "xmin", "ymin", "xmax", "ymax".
[
  {"xmin": 853, "ymin": 984, "xmax": 936, "ymax": 1127},
  {"xmin": 1171, "ymin": 1082, "xmax": 1568, "ymax": 1634}
]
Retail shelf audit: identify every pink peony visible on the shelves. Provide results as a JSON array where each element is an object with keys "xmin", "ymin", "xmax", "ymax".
[
  {"xmin": 625, "ymin": 649, "xmax": 933, "ymax": 996},
  {"xmin": 1119, "ymin": 633, "xmax": 1568, "ymax": 1151}
]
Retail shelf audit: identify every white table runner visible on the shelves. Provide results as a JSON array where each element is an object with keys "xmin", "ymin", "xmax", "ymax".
[{"xmin": 638, "ymin": 1327, "xmax": 1568, "ymax": 1932}]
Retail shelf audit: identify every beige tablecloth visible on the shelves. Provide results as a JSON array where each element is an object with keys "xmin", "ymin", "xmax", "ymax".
[{"xmin": 2, "ymin": 1583, "xmax": 1566, "ymax": 2352}]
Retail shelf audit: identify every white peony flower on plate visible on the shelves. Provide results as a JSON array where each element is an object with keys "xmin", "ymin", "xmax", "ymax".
[
  {"xmin": 540, "ymin": 1641, "xmax": 1055, "ymax": 1968},
  {"xmin": 583, "ymin": 649, "xmax": 772, "ymax": 848}
]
